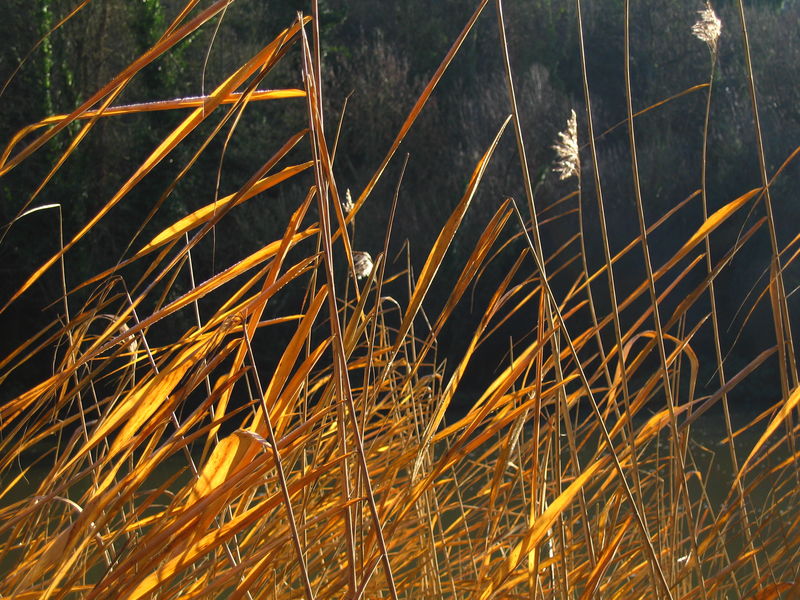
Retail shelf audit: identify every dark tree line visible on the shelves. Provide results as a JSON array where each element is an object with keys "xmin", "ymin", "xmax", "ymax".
[{"xmin": 1, "ymin": 0, "xmax": 798, "ymax": 400}]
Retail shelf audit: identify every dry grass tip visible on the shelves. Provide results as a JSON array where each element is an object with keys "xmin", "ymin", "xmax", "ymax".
[
  {"xmin": 552, "ymin": 109, "xmax": 579, "ymax": 180},
  {"xmin": 692, "ymin": 3, "xmax": 722, "ymax": 52},
  {"xmin": 343, "ymin": 188, "xmax": 355, "ymax": 214},
  {"xmin": 353, "ymin": 251, "xmax": 373, "ymax": 279}
]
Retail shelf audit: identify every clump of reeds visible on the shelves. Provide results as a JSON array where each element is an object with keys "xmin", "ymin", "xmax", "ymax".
[{"xmin": 0, "ymin": 1, "xmax": 798, "ymax": 599}]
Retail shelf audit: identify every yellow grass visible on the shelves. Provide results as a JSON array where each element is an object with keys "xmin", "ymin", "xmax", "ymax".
[{"xmin": 1, "ymin": 2, "xmax": 799, "ymax": 599}]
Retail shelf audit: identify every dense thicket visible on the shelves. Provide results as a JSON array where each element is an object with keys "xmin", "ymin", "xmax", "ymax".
[{"xmin": 3, "ymin": 4, "xmax": 800, "ymax": 595}]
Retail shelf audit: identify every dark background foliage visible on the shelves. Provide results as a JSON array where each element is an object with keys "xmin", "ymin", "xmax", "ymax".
[{"xmin": 1, "ymin": 0, "xmax": 798, "ymax": 405}]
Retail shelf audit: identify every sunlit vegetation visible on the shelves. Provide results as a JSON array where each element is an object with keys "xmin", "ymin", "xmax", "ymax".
[{"xmin": 1, "ymin": 1, "xmax": 799, "ymax": 598}]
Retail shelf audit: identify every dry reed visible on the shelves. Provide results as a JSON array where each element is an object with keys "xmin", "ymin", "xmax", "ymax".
[{"xmin": 0, "ymin": 2, "xmax": 798, "ymax": 599}]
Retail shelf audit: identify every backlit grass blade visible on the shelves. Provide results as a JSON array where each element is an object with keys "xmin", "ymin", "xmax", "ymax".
[
  {"xmin": 478, "ymin": 460, "xmax": 605, "ymax": 600},
  {"xmin": 2, "ymin": 17, "xmax": 310, "ymax": 313}
]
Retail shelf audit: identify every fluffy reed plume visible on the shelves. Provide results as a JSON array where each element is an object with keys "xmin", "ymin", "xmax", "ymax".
[
  {"xmin": 552, "ymin": 109, "xmax": 579, "ymax": 180},
  {"xmin": 353, "ymin": 250, "xmax": 373, "ymax": 279},
  {"xmin": 343, "ymin": 187, "xmax": 355, "ymax": 213},
  {"xmin": 692, "ymin": 2, "xmax": 722, "ymax": 52}
]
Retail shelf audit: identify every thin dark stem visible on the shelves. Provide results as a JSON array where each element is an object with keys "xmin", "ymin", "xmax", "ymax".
[
  {"xmin": 576, "ymin": 0, "xmax": 660, "ymax": 595},
  {"xmin": 623, "ymin": 1, "xmax": 707, "ymax": 596},
  {"xmin": 699, "ymin": 49, "xmax": 758, "ymax": 588},
  {"xmin": 735, "ymin": 0, "xmax": 798, "ymax": 396}
]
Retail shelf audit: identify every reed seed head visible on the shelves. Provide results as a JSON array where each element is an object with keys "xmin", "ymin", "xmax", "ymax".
[
  {"xmin": 343, "ymin": 188, "xmax": 355, "ymax": 214},
  {"xmin": 552, "ymin": 109, "xmax": 579, "ymax": 181},
  {"xmin": 692, "ymin": 3, "xmax": 722, "ymax": 52},
  {"xmin": 353, "ymin": 251, "xmax": 373, "ymax": 279},
  {"xmin": 119, "ymin": 322, "xmax": 139, "ymax": 355}
]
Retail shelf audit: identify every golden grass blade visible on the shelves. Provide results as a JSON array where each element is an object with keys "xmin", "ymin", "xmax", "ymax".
[
  {"xmin": 3, "ymin": 3, "xmax": 799, "ymax": 600},
  {"xmin": 349, "ymin": 0, "xmax": 490, "ymax": 217},
  {"xmin": 577, "ymin": 516, "xmax": 631, "ymax": 600},
  {"xmin": 3, "ymin": 90, "xmax": 304, "ymax": 162},
  {"xmin": 741, "ymin": 581, "xmax": 800, "ymax": 600},
  {"xmin": 153, "ymin": 233, "xmax": 317, "ymax": 322},
  {"xmin": 251, "ymin": 285, "xmax": 327, "ymax": 435},
  {"xmin": 189, "ymin": 430, "xmax": 260, "ymax": 507},
  {"xmin": 121, "ymin": 454, "xmax": 349, "ymax": 600},
  {"xmin": 478, "ymin": 459, "xmax": 605, "ymax": 600},
  {"xmin": 410, "ymin": 202, "xmax": 515, "ymax": 472},
  {"xmin": 2, "ymin": 16, "xmax": 309, "ymax": 313},
  {"xmin": 140, "ymin": 161, "xmax": 312, "ymax": 254},
  {"xmin": 736, "ymin": 384, "xmax": 800, "ymax": 486},
  {"xmin": 655, "ymin": 187, "xmax": 761, "ymax": 278},
  {"xmin": 201, "ymin": 189, "xmax": 317, "ymax": 452},
  {"xmin": 49, "ymin": 338, "xmax": 211, "ymax": 482},
  {"xmin": 392, "ymin": 116, "xmax": 510, "ymax": 357},
  {"xmin": 0, "ymin": 0, "xmax": 239, "ymax": 172}
]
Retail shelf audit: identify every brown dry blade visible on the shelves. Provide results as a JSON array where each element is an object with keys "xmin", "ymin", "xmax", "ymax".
[
  {"xmin": 361, "ymin": 120, "xmax": 513, "ymax": 527},
  {"xmin": 140, "ymin": 231, "xmax": 318, "ymax": 331},
  {"xmin": 431, "ymin": 199, "xmax": 514, "ymax": 337},
  {"xmin": 138, "ymin": 161, "xmax": 313, "ymax": 254},
  {"xmin": 347, "ymin": 0, "xmax": 491, "ymax": 218},
  {"xmin": 591, "ymin": 187, "xmax": 756, "ymax": 337},
  {"xmin": 604, "ymin": 327, "xmax": 701, "ymax": 442},
  {"xmin": 1, "ymin": 16, "xmax": 310, "ymax": 314},
  {"xmin": 391, "ymin": 116, "xmax": 511, "ymax": 358},
  {"xmin": 685, "ymin": 346, "xmax": 777, "ymax": 429},
  {"xmin": 225, "ymin": 496, "xmax": 364, "ymax": 600},
  {"xmin": 629, "ymin": 402, "xmax": 693, "ymax": 455},
  {"xmin": 93, "ymin": 448, "xmax": 276, "ymax": 595},
  {"xmin": 478, "ymin": 459, "xmax": 605, "ymax": 600},
  {"xmin": 341, "ymin": 255, "xmax": 383, "ymax": 355},
  {"xmin": 735, "ymin": 383, "xmax": 800, "ymax": 487},
  {"xmin": 47, "ymin": 232, "xmax": 318, "ymax": 398},
  {"xmin": 575, "ymin": 190, "xmax": 697, "ymax": 299},
  {"xmin": 740, "ymin": 582, "xmax": 800, "ymax": 600},
  {"xmin": 591, "ymin": 83, "xmax": 710, "ymax": 147},
  {"xmin": 398, "ymin": 200, "xmax": 514, "ymax": 458},
  {"xmin": 73, "ymin": 126, "xmax": 309, "ymax": 294},
  {"xmin": 47, "ymin": 332, "xmax": 223, "ymax": 490},
  {"xmin": 654, "ymin": 187, "xmax": 761, "ymax": 280},
  {"xmin": 250, "ymin": 285, "xmax": 328, "ymax": 436},
  {"xmin": 109, "ymin": 454, "xmax": 306, "ymax": 600},
  {"xmin": 110, "ymin": 338, "xmax": 238, "ymax": 457},
  {"xmin": 203, "ymin": 191, "xmax": 317, "ymax": 452},
  {"xmin": 412, "ymin": 266, "xmax": 544, "ymax": 478},
  {"xmin": 4, "ymin": 90, "xmax": 304, "ymax": 169},
  {"xmin": 577, "ymin": 516, "xmax": 631, "ymax": 600},
  {"xmin": 184, "ymin": 456, "xmax": 350, "ymax": 590},
  {"xmin": 0, "ymin": 0, "xmax": 242, "ymax": 172},
  {"xmin": 270, "ymin": 338, "xmax": 331, "ymax": 438},
  {"xmin": 4, "ymin": 90, "xmax": 304, "ymax": 158}
]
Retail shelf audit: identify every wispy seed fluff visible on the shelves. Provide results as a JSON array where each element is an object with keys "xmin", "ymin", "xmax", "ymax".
[
  {"xmin": 692, "ymin": 3, "xmax": 722, "ymax": 52},
  {"xmin": 353, "ymin": 251, "xmax": 373, "ymax": 280},
  {"xmin": 552, "ymin": 109, "xmax": 579, "ymax": 181},
  {"xmin": 342, "ymin": 188, "xmax": 355, "ymax": 214}
]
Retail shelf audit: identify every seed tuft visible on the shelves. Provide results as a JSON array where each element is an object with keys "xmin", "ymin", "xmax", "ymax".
[
  {"xmin": 552, "ymin": 109, "xmax": 579, "ymax": 181},
  {"xmin": 343, "ymin": 188, "xmax": 355, "ymax": 214},
  {"xmin": 692, "ymin": 3, "xmax": 722, "ymax": 52},
  {"xmin": 353, "ymin": 251, "xmax": 373, "ymax": 279}
]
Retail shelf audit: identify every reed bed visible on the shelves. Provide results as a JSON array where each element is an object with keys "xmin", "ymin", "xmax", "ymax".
[{"xmin": 1, "ymin": 1, "xmax": 799, "ymax": 598}]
